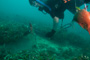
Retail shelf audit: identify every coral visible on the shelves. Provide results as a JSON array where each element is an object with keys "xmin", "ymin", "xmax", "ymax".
[{"xmin": 0, "ymin": 22, "xmax": 30, "ymax": 44}]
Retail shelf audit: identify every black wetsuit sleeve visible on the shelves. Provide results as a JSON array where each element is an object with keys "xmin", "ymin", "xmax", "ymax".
[{"xmin": 38, "ymin": 7, "xmax": 55, "ymax": 18}]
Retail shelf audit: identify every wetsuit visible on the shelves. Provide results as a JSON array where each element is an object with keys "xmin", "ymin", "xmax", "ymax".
[
  {"xmin": 38, "ymin": 0, "xmax": 90, "ymax": 18},
  {"xmin": 38, "ymin": 0, "xmax": 66, "ymax": 19}
]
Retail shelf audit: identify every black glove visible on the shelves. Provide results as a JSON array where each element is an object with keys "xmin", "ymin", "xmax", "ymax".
[{"xmin": 46, "ymin": 29, "xmax": 56, "ymax": 37}]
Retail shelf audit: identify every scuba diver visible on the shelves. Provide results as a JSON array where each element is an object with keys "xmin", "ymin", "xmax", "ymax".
[{"xmin": 29, "ymin": 0, "xmax": 90, "ymax": 37}]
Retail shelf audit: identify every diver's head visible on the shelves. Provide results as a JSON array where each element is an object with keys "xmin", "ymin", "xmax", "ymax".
[{"xmin": 29, "ymin": 0, "xmax": 40, "ymax": 7}]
